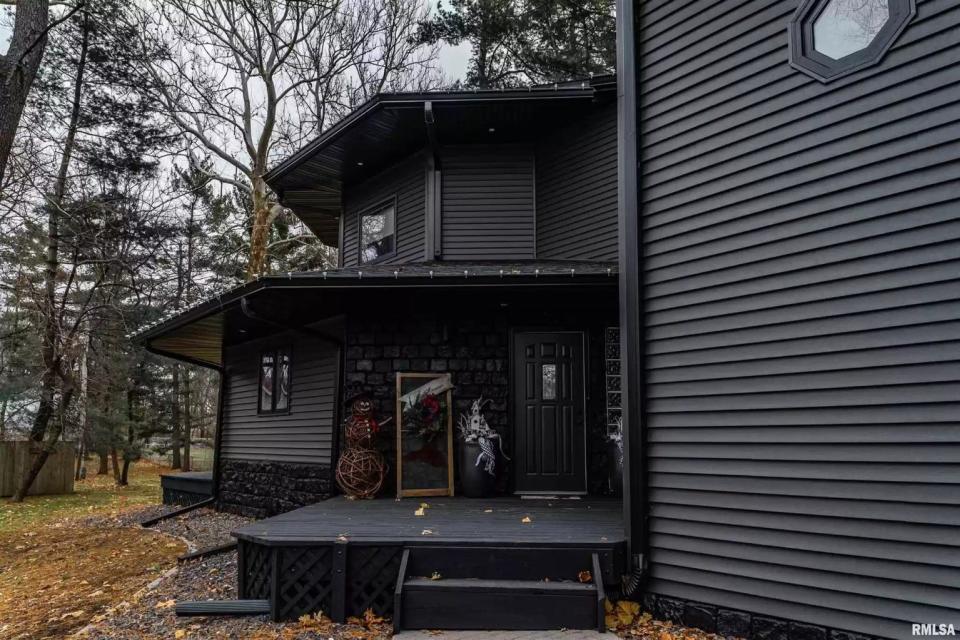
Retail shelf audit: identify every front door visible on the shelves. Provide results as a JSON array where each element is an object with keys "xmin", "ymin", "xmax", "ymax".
[{"xmin": 512, "ymin": 331, "xmax": 587, "ymax": 494}]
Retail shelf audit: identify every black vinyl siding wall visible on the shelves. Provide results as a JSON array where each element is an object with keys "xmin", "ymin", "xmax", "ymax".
[
  {"xmin": 342, "ymin": 153, "xmax": 426, "ymax": 266},
  {"xmin": 536, "ymin": 103, "xmax": 619, "ymax": 261},
  {"xmin": 636, "ymin": 0, "xmax": 960, "ymax": 638},
  {"xmin": 440, "ymin": 145, "xmax": 536, "ymax": 260},
  {"xmin": 221, "ymin": 334, "xmax": 340, "ymax": 465}
]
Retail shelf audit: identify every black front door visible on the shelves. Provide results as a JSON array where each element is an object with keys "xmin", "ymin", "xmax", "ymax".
[{"xmin": 512, "ymin": 331, "xmax": 587, "ymax": 494}]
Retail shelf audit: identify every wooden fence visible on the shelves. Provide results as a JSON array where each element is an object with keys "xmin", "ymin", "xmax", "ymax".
[{"xmin": 0, "ymin": 441, "xmax": 76, "ymax": 497}]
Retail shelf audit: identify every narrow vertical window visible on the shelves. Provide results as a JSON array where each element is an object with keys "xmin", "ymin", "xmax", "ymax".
[
  {"xmin": 259, "ymin": 348, "xmax": 292, "ymax": 414},
  {"xmin": 542, "ymin": 364, "xmax": 557, "ymax": 400},
  {"xmin": 276, "ymin": 349, "xmax": 291, "ymax": 411}
]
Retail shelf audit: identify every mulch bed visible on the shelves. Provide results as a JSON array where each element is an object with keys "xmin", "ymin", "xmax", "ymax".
[{"xmin": 76, "ymin": 508, "xmax": 392, "ymax": 640}]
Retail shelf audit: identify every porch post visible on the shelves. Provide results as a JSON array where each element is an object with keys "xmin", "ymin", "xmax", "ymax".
[{"xmin": 616, "ymin": 0, "xmax": 647, "ymax": 576}]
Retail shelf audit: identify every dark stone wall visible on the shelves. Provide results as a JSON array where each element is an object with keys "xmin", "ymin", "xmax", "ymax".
[
  {"xmin": 341, "ymin": 296, "xmax": 617, "ymax": 495},
  {"xmin": 217, "ymin": 459, "xmax": 333, "ymax": 518},
  {"xmin": 641, "ymin": 593, "xmax": 884, "ymax": 640}
]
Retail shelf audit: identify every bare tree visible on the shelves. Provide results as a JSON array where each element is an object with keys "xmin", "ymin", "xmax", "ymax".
[
  {"xmin": 136, "ymin": 0, "xmax": 440, "ymax": 279},
  {"xmin": 0, "ymin": 0, "xmax": 86, "ymax": 184}
]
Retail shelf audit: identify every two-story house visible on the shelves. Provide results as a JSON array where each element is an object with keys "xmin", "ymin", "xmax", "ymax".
[{"xmin": 137, "ymin": 0, "xmax": 960, "ymax": 635}]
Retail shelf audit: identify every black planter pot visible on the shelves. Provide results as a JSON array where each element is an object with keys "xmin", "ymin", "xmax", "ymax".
[{"xmin": 459, "ymin": 440, "xmax": 495, "ymax": 498}]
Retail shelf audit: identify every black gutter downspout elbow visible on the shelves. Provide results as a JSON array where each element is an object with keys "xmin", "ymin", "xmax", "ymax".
[{"xmin": 616, "ymin": 0, "xmax": 648, "ymax": 596}]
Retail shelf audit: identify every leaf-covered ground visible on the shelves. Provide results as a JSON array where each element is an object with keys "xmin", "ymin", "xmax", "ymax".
[
  {"xmin": 0, "ymin": 461, "xmax": 732, "ymax": 640},
  {"xmin": 0, "ymin": 462, "xmax": 187, "ymax": 639}
]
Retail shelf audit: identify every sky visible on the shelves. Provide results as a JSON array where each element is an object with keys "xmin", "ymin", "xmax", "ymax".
[{"xmin": 0, "ymin": 6, "xmax": 471, "ymax": 80}]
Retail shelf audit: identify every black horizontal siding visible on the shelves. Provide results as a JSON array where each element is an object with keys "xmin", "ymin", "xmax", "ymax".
[
  {"xmin": 342, "ymin": 152, "xmax": 426, "ymax": 266},
  {"xmin": 440, "ymin": 145, "xmax": 535, "ymax": 260},
  {"xmin": 221, "ymin": 333, "xmax": 339, "ymax": 465},
  {"xmin": 536, "ymin": 103, "xmax": 618, "ymax": 261},
  {"xmin": 637, "ymin": 0, "xmax": 960, "ymax": 638}
]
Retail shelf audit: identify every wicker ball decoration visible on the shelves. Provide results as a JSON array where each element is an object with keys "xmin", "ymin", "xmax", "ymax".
[
  {"xmin": 335, "ymin": 447, "xmax": 386, "ymax": 499},
  {"xmin": 344, "ymin": 417, "xmax": 376, "ymax": 448}
]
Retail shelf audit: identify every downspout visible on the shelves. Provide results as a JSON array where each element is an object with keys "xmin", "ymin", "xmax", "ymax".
[
  {"xmin": 616, "ymin": 0, "xmax": 648, "ymax": 595},
  {"xmin": 424, "ymin": 101, "xmax": 443, "ymax": 260}
]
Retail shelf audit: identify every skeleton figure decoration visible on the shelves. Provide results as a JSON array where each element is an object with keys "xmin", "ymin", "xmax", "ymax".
[{"xmin": 457, "ymin": 397, "xmax": 509, "ymax": 477}]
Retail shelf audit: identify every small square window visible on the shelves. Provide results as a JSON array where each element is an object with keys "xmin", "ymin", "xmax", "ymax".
[
  {"xmin": 259, "ymin": 348, "xmax": 292, "ymax": 414},
  {"xmin": 360, "ymin": 203, "xmax": 396, "ymax": 263}
]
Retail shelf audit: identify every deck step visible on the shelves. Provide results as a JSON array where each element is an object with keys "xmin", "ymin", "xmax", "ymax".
[
  {"xmin": 395, "ymin": 548, "xmax": 607, "ymax": 632},
  {"xmin": 403, "ymin": 545, "xmax": 605, "ymax": 582},
  {"xmin": 175, "ymin": 599, "xmax": 270, "ymax": 617},
  {"xmin": 401, "ymin": 576, "xmax": 599, "ymax": 630}
]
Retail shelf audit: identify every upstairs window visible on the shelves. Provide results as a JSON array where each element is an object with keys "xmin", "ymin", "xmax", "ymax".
[
  {"xmin": 360, "ymin": 202, "xmax": 396, "ymax": 263},
  {"xmin": 259, "ymin": 348, "xmax": 291, "ymax": 414},
  {"xmin": 789, "ymin": 0, "xmax": 915, "ymax": 82}
]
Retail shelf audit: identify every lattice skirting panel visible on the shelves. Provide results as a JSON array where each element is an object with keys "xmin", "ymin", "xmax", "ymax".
[{"xmin": 237, "ymin": 540, "xmax": 404, "ymax": 622}]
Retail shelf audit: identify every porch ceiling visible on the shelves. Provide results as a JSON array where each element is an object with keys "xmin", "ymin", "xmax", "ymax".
[{"xmin": 132, "ymin": 261, "xmax": 618, "ymax": 369}]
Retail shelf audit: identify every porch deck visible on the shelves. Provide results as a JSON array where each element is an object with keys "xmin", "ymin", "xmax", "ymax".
[
  {"xmin": 233, "ymin": 495, "xmax": 625, "ymax": 546},
  {"xmin": 230, "ymin": 496, "xmax": 626, "ymax": 628}
]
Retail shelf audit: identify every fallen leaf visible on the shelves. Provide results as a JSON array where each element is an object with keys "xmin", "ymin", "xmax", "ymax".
[
  {"xmin": 483, "ymin": 509, "xmax": 493, "ymax": 513},
  {"xmin": 414, "ymin": 507, "xmax": 425, "ymax": 517},
  {"xmin": 659, "ymin": 632, "xmax": 674, "ymax": 640},
  {"xmin": 421, "ymin": 529, "xmax": 434, "ymax": 535},
  {"xmin": 521, "ymin": 516, "xmax": 532, "ymax": 523},
  {"xmin": 174, "ymin": 630, "xmax": 186, "ymax": 639},
  {"xmin": 420, "ymin": 502, "xmax": 430, "ymax": 509},
  {"xmin": 430, "ymin": 571, "xmax": 442, "ymax": 580},
  {"xmin": 155, "ymin": 599, "xmax": 176, "ymax": 610},
  {"xmin": 578, "ymin": 570, "xmax": 592, "ymax": 583}
]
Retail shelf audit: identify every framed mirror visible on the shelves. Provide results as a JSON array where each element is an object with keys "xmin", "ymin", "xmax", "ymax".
[{"xmin": 395, "ymin": 372, "xmax": 454, "ymax": 498}]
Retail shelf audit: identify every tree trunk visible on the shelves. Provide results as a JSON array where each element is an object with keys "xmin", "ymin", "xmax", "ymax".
[
  {"xmin": 12, "ymin": 380, "xmax": 75, "ymax": 502},
  {"xmin": 97, "ymin": 451, "xmax": 108, "ymax": 475},
  {"xmin": 0, "ymin": 0, "xmax": 51, "ymax": 184},
  {"xmin": 27, "ymin": 8, "xmax": 89, "ymax": 447},
  {"xmin": 183, "ymin": 369, "xmax": 192, "ymax": 472},
  {"xmin": 110, "ymin": 447, "xmax": 121, "ymax": 484},
  {"xmin": 74, "ymin": 441, "xmax": 84, "ymax": 481},
  {"xmin": 171, "ymin": 365, "xmax": 182, "ymax": 469},
  {"xmin": 246, "ymin": 173, "xmax": 271, "ymax": 280}
]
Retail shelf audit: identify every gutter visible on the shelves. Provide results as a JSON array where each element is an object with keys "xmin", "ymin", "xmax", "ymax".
[{"xmin": 264, "ymin": 86, "xmax": 598, "ymax": 188}]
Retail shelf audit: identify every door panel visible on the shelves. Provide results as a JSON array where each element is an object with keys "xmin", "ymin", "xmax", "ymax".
[{"xmin": 513, "ymin": 332, "xmax": 587, "ymax": 493}]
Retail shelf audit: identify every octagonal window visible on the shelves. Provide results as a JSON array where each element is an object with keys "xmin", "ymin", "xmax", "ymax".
[
  {"xmin": 789, "ymin": 0, "xmax": 916, "ymax": 82},
  {"xmin": 814, "ymin": 0, "xmax": 890, "ymax": 59}
]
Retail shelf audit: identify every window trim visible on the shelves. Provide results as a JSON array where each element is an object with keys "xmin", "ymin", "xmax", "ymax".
[
  {"xmin": 258, "ymin": 346, "xmax": 293, "ymax": 415},
  {"xmin": 357, "ymin": 197, "xmax": 398, "ymax": 265},
  {"xmin": 788, "ymin": 0, "xmax": 916, "ymax": 83}
]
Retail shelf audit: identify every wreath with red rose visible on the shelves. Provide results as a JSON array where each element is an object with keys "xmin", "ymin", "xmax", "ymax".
[{"xmin": 403, "ymin": 392, "xmax": 445, "ymax": 441}]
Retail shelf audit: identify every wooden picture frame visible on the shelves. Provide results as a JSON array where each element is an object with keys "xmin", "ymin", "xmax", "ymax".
[{"xmin": 395, "ymin": 372, "xmax": 454, "ymax": 498}]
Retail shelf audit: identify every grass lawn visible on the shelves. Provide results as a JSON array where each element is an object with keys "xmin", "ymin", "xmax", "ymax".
[{"xmin": 0, "ymin": 460, "xmax": 167, "ymax": 533}]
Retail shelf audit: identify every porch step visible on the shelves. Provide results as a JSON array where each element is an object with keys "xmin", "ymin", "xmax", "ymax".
[{"xmin": 395, "ymin": 548, "xmax": 606, "ymax": 632}]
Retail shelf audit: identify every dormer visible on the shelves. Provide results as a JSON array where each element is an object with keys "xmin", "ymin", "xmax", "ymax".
[{"xmin": 265, "ymin": 76, "xmax": 618, "ymax": 267}]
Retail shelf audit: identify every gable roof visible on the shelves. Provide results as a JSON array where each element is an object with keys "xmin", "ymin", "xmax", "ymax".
[{"xmin": 265, "ymin": 76, "xmax": 616, "ymax": 245}]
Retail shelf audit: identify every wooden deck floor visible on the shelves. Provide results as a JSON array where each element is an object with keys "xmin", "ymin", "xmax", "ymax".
[{"xmin": 232, "ymin": 496, "xmax": 625, "ymax": 547}]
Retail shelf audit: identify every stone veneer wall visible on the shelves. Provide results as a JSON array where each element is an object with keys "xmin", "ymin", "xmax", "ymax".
[
  {"xmin": 343, "ymin": 313, "xmax": 510, "ymax": 493},
  {"xmin": 343, "ymin": 311, "xmax": 614, "ymax": 495},
  {"xmin": 641, "ymin": 593, "xmax": 883, "ymax": 640},
  {"xmin": 217, "ymin": 459, "xmax": 333, "ymax": 518}
]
